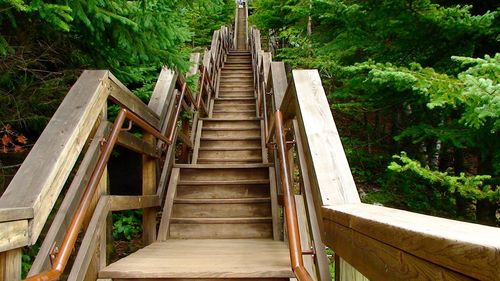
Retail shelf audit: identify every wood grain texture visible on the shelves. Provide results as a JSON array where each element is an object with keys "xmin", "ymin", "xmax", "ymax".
[
  {"xmin": 0, "ymin": 220, "xmax": 28, "ymax": 253},
  {"xmin": 157, "ymin": 168, "xmax": 180, "ymax": 241},
  {"xmin": 142, "ymin": 133, "xmax": 157, "ymax": 246},
  {"xmin": 99, "ymin": 239, "xmax": 293, "ymax": 279},
  {"xmin": 0, "ymin": 248, "xmax": 22, "ymax": 281},
  {"xmin": 108, "ymin": 72, "xmax": 160, "ymax": 129},
  {"xmin": 0, "ymin": 70, "xmax": 110, "ymax": 245},
  {"xmin": 263, "ymin": 52, "xmax": 272, "ymax": 84},
  {"xmin": 323, "ymin": 204, "xmax": 500, "ymax": 280},
  {"xmin": 117, "ymin": 131, "xmax": 159, "ymax": 158},
  {"xmin": 291, "ymin": 69, "xmax": 360, "ymax": 207},
  {"xmin": 68, "ymin": 197, "xmax": 110, "ymax": 281},
  {"xmin": 293, "ymin": 120, "xmax": 333, "ymax": 281},
  {"xmin": 323, "ymin": 219, "xmax": 472, "ymax": 281},
  {"xmin": 269, "ymin": 62, "xmax": 287, "ymax": 110},
  {"xmin": 109, "ymin": 195, "xmax": 160, "ymax": 211},
  {"xmin": 149, "ymin": 67, "xmax": 177, "ymax": 121},
  {"xmin": 295, "ymin": 195, "xmax": 317, "ymax": 281},
  {"xmin": 28, "ymin": 122, "xmax": 110, "ymax": 275}
]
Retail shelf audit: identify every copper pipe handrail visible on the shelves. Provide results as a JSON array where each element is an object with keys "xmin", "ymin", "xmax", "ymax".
[
  {"xmin": 25, "ymin": 107, "xmax": 175, "ymax": 281},
  {"xmin": 274, "ymin": 110, "xmax": 313, "ymax": 281}
]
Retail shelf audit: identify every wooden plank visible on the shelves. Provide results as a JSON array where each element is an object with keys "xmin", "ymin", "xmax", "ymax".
[
  {"xmin": 108, "ymin": 72, "xmax": 160, "ymax": 129},
  {"xmin": 263, "ymin": 52, "xmax": 272, "ymax": 84},
  {"xmin": 99, "ymin": 239, "xmax": 293, "ymax": 279},
  {"xmin": 0, "ymin": 220, "xmax": 28, "ymax": 253},
  {"xmin": 0, "ymin": 207, "xmax": 32, "ymax": 223},
  {"xmin": 188, "ymin": 53, "xmax": 201, "ymax": 77},
  {"xmin": 28, "ymin": 122, "xmax": 110, "ymax": 275},
  {"xmin": 323, "ymin": 204, "xmax": 500, "ymax": 281},
  {"xmin": 142, "ymin": 133, "xmax": 157, "ymax": 246},
  {"xmin": 295, "ymin": 195, "xmax": 317, "ymax": 281},
  {"xmin": 269, "ymin": 166, "xmax": 281, "ymax": 241},
  {"xmin": 269, "ymin": 62, "xmax": 287, "ymax": 110},
  {"xmin": 157, "ymin": 168, "xmax": 180, "ymax": 241},
  {"xmin": 67, "ymin": 197, "xmax": 110, "ymax": 281},
  {"xmin": 109, "ymin": 195, "xmax": 160, "ymax": 211},
  {"xmin": 323, "ymin": 219, "xmax": 472, "ymax": 281},
  {"xmin": 177, "ymin": 131, "xmax": 193, "ymax": 148},
  {"xmin": 192, "ymin": 120, "xmax": 203, "ymax": 164},
  {"xmin": 289, "ymin": 70, "xmax": 362, "ymax": 280},
  {"xmin": 293, "ymin": 120, "xmax": 333, "ymax": 281},
  {"xmin": 149, "ymin": 67, "xmax": 178, "ymax": 120},
  {"xmin": 117, "ymin": 130, "xmax": 159, "ymax": 158},
  {"xmin": 290, "ymin": 69, "xmax": 360, "ymax": 207},
  {"xmin": 0, "ymin": 70, "xmax": 110, "ymax": 245},
  {"xmin": 0, "ymin": 248, "xmax": 22, "ymax": 281}
]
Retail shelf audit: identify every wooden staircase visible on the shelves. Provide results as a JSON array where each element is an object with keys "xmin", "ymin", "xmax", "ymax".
[{"xmin": 98, "ymin": 8, "xmax": 290, "ymax": 281}]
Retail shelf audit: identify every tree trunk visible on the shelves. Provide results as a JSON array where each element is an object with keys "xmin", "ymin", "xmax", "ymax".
[{"xmin": 453, "ymin": 148, "xmax": 468, "ymax": 218}]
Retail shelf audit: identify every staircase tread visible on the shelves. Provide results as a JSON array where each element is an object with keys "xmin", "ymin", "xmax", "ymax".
[
  {"xmin": 202, "ymin": 127, "xmax": 259, "ymax": 131},
  {"xmin": 216, "ymin": 97, "xmax": 256, "ymax": 101},
  {"xmin": 178, "ymin": 179, "xmax": 270, "ymax": 185},
  {"xmin": 199, "ymin": 146, "xmax": 261, "ymax": 151},
  {"xmin": 212, "ymin": 109, "xmax": 255, "ymax": 113},
  {"xmin": 200, "ymin": 117, "xmax": 262, "ymax": 121},
  {"xmin": 174, "ymin": 197, "xmax": 271, "ymax": 204},
  {"xmin": 99, "ymin": 239, "xmax": 293, "ymax": 279},
  {"xmin": 200, "ymin": 136, "xmax": 261, "ymax": 140},
  {"xmin": 174, "ymin": 163, "xmax": 271, "ymax": 169},
  {"xmin": 171, "ymin": 217, "xmax": 272, "ymax": 224}
]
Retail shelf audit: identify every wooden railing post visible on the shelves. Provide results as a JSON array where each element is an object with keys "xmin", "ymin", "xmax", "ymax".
[
  {"xmin": 0, "ymin": 248, "xmax": 22, "ymax": 281},
  {"xmin": 142, "ymin": 133, "xmax": 157, "ymax": 245}
]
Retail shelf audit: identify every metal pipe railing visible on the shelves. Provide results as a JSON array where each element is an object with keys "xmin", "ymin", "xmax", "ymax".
[{"xmin": 274, "ymin": 110, "xmax": 313, "ymax": 281}]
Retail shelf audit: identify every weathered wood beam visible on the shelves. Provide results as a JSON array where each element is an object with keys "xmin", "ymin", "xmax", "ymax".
[
  {"xmin": 323, "ymin": 219, "xmax": 472, "ymax": 281},
  {"xmin": 28, "ymin": 122, "xmax": 110, "ymax": 275},
  {"xmin": 0, "ymin": 70, "xmax": 110, "ymax": 244},
  {"xmin": 67, "ymin": 197, "xmax": 110, "ymax": 281},
  {"xmin": 323, "ymin": 203, "xmax": 500, "ymax": 280},
  {"xmin": 109, "ymin": 195, "xmax": 160, "ymax": 212},
  {"xmin": 117, "ymin": 130, "xmax": 159, "ymax": 158},
  {"xmin": 108, "ymin": 72, "xmax": 160, "ymax": 130}
]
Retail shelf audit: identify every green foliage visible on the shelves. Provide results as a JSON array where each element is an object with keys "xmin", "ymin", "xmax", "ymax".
[
  {"xmin": 112, "ymin": 210, "xmax": 142, "ymax": 240},
  {"xmin": 389, "ymin": 152, "xmax": 499, "ymax": 201},
  {"xmin": 251, "ymin": 0, "xmax": 499, "ymax": 223}
]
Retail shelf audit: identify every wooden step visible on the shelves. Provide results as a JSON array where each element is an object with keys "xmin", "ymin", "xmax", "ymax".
[
  {"xmin": 219, "ymin": 81, "xmax": 254, "ymax": 86},
  {"xmin": 197, "ymin": 157, "xmax": 263, "ymax": 164},
  {"xmin": 99, "ymin": 239, "xmax": 293, "ymax": 279},
  {"xmin": 212, "ymin": 103, "xmax": 255, "ymax": 110},
  {"xmin": 172, "ymin": 198, "xmax": 271, "ymax": 218},
  {"xmin": 215, "ymin": 97, "xmax": 255, "ymax": 102},
  {"xmin": 171, "ymin": 217, "xmax": 272, "ymax": 224},
  {"xmin": 200, "ymin": 117, "xmax": 262, "ymax": 121},
  {"xmin": 178, "ymin": 179, "xmax": 270, "ymax": 185},
  {"xmin": 176, "ymin": 183, "xmax": 270, "ymax": 199},
  {"xmin": 179, "ymin": 166, "xmax": 269, "ymax": 181},
  {"xmin": 169, "ymin": 220, "xmax": 272, "ymax": 238},
  {"xmin": 202, "ymin": 127, "xmax": 260, "ymax": 138},
  {"xmin": 198, "ymin": 146, "xmax": 262, "ymax": 150},
  {"xmin": 212, "ymin": 111, "xmax": 256, "ymax": 118},
  {"xmin": 200, "ymin": 136, "xmax": 261, "ymax": 141},
  {"xmin": 198, "ymin": 149, "xmax": 262, "ymax": 161},
  {"xmin": 202, "ymin": 119, "xmax": 260, "ymax": 129}
]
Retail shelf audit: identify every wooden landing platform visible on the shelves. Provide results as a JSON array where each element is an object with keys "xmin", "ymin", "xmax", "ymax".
[{"xmin": 99, "ymin": 239, "xmax": 294, "ymax": 279}]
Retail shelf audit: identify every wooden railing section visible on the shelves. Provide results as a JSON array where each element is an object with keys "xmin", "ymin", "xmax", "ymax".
[
  {"xmin": 250, "ymin": 24, "xmax": 500, "ymax": 281},
  {"xmin": 0, "ymin": 24, "xmax": 232, "ymax": 281}
]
